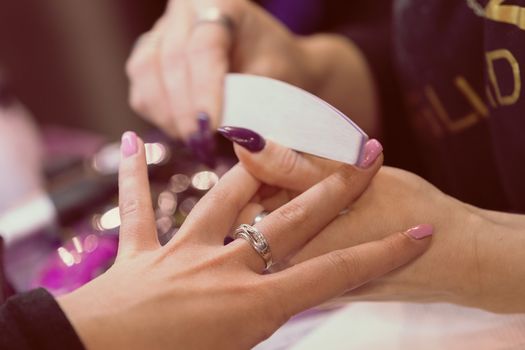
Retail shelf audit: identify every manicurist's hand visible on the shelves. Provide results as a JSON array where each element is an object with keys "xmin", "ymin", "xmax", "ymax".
[
  {"xmin": 126, "ymin": 0, "xmax": 380, "ymax": 148},
  {"xmin": 229, "ymin": 128, "xmax": 525, "ymax": 314},
  {"xmin": 57, "ymin": 131, "xmax": 431, "ymax": 349}
]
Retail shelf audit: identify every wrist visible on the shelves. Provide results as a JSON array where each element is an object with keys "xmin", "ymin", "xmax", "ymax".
[
  {"xmin": 456, "ymin": 205, "xmax": 525, "ymax": 313},
  {"xmin": 57, "ymin": 275, "xmax": 123, "ymax": 350}
]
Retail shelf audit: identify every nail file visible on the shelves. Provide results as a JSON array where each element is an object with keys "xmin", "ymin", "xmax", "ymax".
[{"xmin": 221, "ymin": 74, "xmax": 368, "ymax": 165}]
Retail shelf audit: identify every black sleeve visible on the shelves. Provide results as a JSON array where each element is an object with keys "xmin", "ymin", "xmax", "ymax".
[{"xmin": 0, "ymin": 288, "xmax": 84, "ymax": 350}]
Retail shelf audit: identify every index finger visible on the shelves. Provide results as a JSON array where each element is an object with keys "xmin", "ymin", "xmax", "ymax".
[
  {"xmin": 269, "ymin": 225, "xmax": 434, "ymax": 317},
  {"xmin": 118, "ymin": 132, "xmax": 160, "ymax": 257},
  {"xmin": 234, "ymin": 140, "xmax": 340, "ymax": 192},
  {"xmin": 173, "ymin": 164, "xmax": 261, "ymax": 245}
]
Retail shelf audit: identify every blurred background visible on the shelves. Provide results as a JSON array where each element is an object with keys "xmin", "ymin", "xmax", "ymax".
[{"xmin": 0, "ymin": 0, "xmax": 167, "ymax": 136}]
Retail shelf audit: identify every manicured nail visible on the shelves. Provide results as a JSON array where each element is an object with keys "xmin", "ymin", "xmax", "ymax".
[
  {"xmin": 189, "ymin": 112, "xmax": 216, "ymax": 167},
  {"xmin": 121, "ymin": 131, "xmax": 138, "ymax": 158},
  {"xmin": 197, "ymin": 112, "xmax": 211, "ymax": 133},
  {"xmin": 358, "ymin": 139, "xmax": 383, "ymax": 168},
  {"xmin": 217, "ymin": 126, "xmax": 266, "ymax": 153},
  {"xmin": 405, "ymin": 224, "xmax": 434, "ymax": 240}
]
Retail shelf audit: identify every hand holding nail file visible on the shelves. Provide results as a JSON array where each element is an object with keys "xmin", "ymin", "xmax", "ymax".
[{"xmin": 221, "ymin": 74, "xmax": 368, "ymax": 165}]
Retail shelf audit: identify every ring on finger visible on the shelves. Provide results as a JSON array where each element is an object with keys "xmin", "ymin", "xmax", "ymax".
[
  {"xmin": 193, "ymin": 7, "xmax": 235, "ymax": 36},
  {"xmin": 234, "ymin": 224, "xmax": 273, "ymax": 270}
]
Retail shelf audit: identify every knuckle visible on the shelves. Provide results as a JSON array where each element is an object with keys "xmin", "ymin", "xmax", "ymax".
[
  {"xmin": 161, "ymin": 45, "xmax": 186, "ymax": 66},
  {"xmin": 120, "ymin": 198, "xmax": 141, "ymax": 218},
  {"xmin": 125, "ymin": 54, "xmax": 141, "ymax": 77},
  {"xmin": 274, "ymin": 201, "xmax": 308, "ymax": 226},
  {"xmin": 247, "ymin": 56, "xmax": 288, "ymax": 80},
  {"xmin": 326, "ymin": 249, "xmax": 361, "ymax": 284},
  {"xmin": 276, "ymin": 148, "xmax": 299, "ymax": 177},
  {"xmin": 380, "ymin": 233, "xmax": 408, "ymax": 267},
  {"xmin": 330, "ymin": 165, "xmax": 358, "ymax": 187},
  {"xmin": 206, "ymin": 186, "xmax": 242, "ymax": 212},
  {"xmin": 187, "ymin": 38, "xmax": 226, "ymax": 61},
  {"xmin": 238, "ymin": 154, "xmax": 277, "ymax": 185},
  {"xmin": 128, "ymin": 90, "xmax": 147, "ymax": 114},
  {"xmin": 126, "ymin": 47, "xmax": 154, "ymax": 77},
  {"xmin": 125, "ymin": 57, "xmax": 136, "ymax": 77}
]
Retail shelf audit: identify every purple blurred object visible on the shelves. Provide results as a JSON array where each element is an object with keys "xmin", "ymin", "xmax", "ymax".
[
  {"xmin": 189, "ymin": 112, "xmax": 216, "ymax": 168},
  {"xmin": 262, "ymin": 0, "xmax": 324, "ymax": 34},
  {"xmin": 33, "ymin": 233, "xmax": 118, "ymax": 296}
]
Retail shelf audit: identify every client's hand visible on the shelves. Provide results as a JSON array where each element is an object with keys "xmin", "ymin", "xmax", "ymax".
[
  {"xmin": 231, "ymin": 129, "xmax": 518, "ymax": 313},
  {"xmin": 57, "ymin": 132, "xmax": 432, "ymax": 349}
]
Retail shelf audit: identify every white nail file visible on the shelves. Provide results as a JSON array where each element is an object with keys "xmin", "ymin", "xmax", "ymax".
[{"xmin": 222, "ymin": 74, "xmax": 368, "ymax": 165}]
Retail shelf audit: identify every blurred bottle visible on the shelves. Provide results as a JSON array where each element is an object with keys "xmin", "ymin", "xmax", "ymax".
[{"xmin": 0, "ymin": 75, "xmax": 45, "ymax": 215}]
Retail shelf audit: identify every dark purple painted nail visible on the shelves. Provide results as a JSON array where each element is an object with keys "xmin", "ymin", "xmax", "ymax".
[
  {"xmin": 189, "ymin": 112, "xmax": 216, "ymax": 167},
  {"xmin": 197, "ymin": 111, "xmax": 210, "ymax": 132},
  {"xmin": 217, "ymin": 126, "xmax": 266, "ymax": 153}
]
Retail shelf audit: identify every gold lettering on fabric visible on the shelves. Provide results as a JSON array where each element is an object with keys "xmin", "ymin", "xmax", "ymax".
[
  {"xmin": 486, "ymin": 49, "xmax": 521, "ymax": 105},
  {"xmin": 424, "ymin": 86, "xmax": 480, "ymax": 133},
  {"xmin": 485, "ymin": 0, "xmax": 525, "ymax": 30},
  {"xmin": 455, "ymin": 76, "xmax": 489, "ymax": 117}
]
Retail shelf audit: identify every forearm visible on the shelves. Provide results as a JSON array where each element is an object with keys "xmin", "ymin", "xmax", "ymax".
[{"xmin": 298, "ymin": 34, "xmax": 381, "ymax": 137}]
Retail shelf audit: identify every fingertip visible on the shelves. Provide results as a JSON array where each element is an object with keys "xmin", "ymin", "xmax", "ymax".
[
  {"xmin": 404, "ymin": 224, "xmax": 434, "ymax": 241},
  {"xmin": 394, "ymin": 224, "xmax": 434, "ymax": 260},
  {"xmin": 121, "ymin": 131, "xmax": 138, "ymax": 159},
  {"xmin": 218, "ymin": 126, "xmax": 266, "ymax": 153},
  {"xmin": 358, "ymin": 139, "xmax": 384, "ymax": 169},
  {"xmin": 232, "ymin": 140, "xmax": 274, "ymax": 181}
]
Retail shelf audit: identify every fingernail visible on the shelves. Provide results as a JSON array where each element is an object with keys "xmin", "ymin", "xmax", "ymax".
[
  {"xmin": 358, "ymin": 139, "xmax": 383, "ymax": 168},
  {"xmin": 405, "ymin": 224, "xmax": 434, "ymax": 240},
  {"xmin": 121, "ymin": 131, "xmax": 138, "ymax": 158},
  {"xmin": 197, "ymin": 111, "xmax": 210, "ymax": 133},
  {"xmin": 217, "ymin": 126, "xmax": 266, "ymax": 153},
  {"xmin": 189, "ymin": 112, "xmax": 216, "ymax": 167}
]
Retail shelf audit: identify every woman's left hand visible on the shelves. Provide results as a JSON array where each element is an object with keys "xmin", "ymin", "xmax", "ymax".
[{"xmin": 56, "ymin": 132, "xmax": 431, "ymax": 349}]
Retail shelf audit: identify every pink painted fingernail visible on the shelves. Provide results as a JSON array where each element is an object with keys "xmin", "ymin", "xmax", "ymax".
[
  {"xmin": 405, "ymin": 224, "xmax": 434, "ymax": 240},
  {"xmin": 121, "ymin": 131, "xmax": 138, "ymax": 158},
  {"xmin": 358, "ymin": 139, "xmax": 383, "ymax": 168}
]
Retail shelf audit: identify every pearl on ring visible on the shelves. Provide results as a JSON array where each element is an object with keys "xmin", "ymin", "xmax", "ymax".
[{"xmin": 252, "ymin": 211, "xmax": 269, "ymax": 225}]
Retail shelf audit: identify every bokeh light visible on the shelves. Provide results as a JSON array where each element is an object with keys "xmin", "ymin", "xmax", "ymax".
[{"xmin": 191, "ymin": 171, "xmax": 219, "ymax": 191}]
